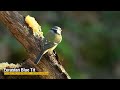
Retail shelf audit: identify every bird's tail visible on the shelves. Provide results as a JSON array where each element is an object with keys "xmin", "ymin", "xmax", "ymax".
[{"xmin": 34, "ymin": 51, "xmax": 44, "ymax": 64}]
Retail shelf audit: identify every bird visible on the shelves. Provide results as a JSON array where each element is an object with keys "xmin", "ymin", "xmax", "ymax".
[{"xmin": 34, "ymin": 26, "xmax": 62, "ymax": 64}]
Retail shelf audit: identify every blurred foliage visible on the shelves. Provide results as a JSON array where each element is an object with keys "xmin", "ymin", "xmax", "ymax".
[{"xmin": 1, "ymin": 11, "xmax": 120, "ymax": 79}]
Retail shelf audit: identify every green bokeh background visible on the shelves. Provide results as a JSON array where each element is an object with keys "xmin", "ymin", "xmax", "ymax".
[{"xmin": 0, "ymin": 11, "xmax": 120, "ymax": 79}]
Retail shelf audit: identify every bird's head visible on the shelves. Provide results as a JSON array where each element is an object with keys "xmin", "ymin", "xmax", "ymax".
[{"xmin": 51, "ymin": 26, "xmax": 62, "ymax": 35}]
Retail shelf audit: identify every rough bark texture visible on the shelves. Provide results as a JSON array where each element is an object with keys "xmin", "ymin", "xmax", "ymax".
[{"xmin": 0, "ymin": 11, "xmax": 71, "ymax": 79}]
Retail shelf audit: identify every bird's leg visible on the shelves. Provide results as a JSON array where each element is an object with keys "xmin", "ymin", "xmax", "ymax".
[
  {"xmin": 47, "ymin": 51, "xmax": 54, "ymax": 57},
  {"xmin": 47, "ymin": 50, "xmax": 61, "ymax": 65}
]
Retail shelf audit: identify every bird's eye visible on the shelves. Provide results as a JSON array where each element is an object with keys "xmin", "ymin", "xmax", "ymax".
[{"xmin": 53, "ymin": 30, "xmax": 57, "ymax": 34}]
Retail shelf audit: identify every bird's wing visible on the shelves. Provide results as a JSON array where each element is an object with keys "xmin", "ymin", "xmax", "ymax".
[{"xmin": 43, "ymin": 39, "xmax": 57, "ymax": 51}]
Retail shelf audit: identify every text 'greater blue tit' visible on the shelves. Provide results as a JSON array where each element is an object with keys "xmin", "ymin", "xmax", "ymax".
[{"xmin": 34, "ymin": 26, "xmax": 62, "ymax": 64}]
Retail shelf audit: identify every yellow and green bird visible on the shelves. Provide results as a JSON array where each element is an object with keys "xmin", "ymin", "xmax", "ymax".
[{"xmin": 34, "ymin": 26, "xmax": 62, "ymax": 64}]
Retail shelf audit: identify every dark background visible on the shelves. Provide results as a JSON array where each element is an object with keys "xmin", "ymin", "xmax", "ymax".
[{"xmin": 0, "ymin": 11, "xmax": 120, "ymax": 79}]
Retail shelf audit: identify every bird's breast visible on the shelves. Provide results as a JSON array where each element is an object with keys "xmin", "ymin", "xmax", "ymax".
[{"xmin": 48, "ymin": 45, "xmax": 57, "ymax": 52}]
